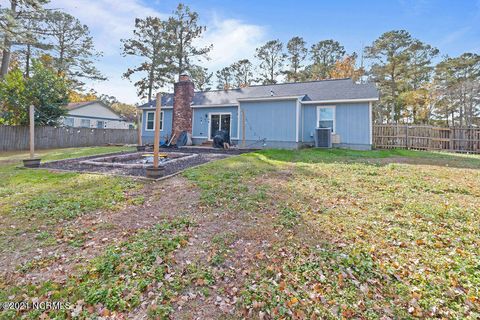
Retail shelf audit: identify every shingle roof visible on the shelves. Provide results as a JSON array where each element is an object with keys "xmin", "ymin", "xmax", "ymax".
[
  {"xmin": 64, "ymin": 100, "xmax": 126, "ymax": 120},
  {"xmin": 138, "ymin": 78, "xmax": 378, "ymax": 108},
  {"xmin": 140, "ymin": 95, "xmax": 174, "ymax": 108},
  {"xmin": 65, "ymin": 101, "xmax": 98, "ymax": 110}
]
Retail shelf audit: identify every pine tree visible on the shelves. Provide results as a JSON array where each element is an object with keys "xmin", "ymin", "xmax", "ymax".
[
  {"xmin": 0, "ymin": 0, "xmax": 48, "ymax": 77},
  {"xmin": 435, "ymin": 53, "xmax": 480, "ymax": 126},
  {"xmin": 255, "ymin": 39, "xmax": 286, "ymax": 84},
  {"xmin": 309, "ymin": 40, "xmax": 345, "ymax": 80},
  {"xmin": 15, "ymin": 11, "xmax": 52, "ymax": 77},
  {"xmin": 122, "ymin": 16, "xmax": 171, "ymax": 102},
  {"xmin": 231, "ymin": 59, "xmax": 254, "ymax": 88},
  {"xmin": 285, "ymin": 36, "xmax": 307, "ymax": 82},
  {"xmin": 216, "ymin": 66, "xmax": 233, "ymax": 90},
  {"xmin": 365, "ymin": 30, "xmax": 412, "ymax": 123},
  {"xmin": 190, "ymin": 65, "xmax": 213, "ymax": 91},
  {"xmin": 45, "ymin": 10, "xmax": 105, "ymax": 89},
  {"xmin": 165, "ymin": 3, "xmax": 212, "ymax": 80}
]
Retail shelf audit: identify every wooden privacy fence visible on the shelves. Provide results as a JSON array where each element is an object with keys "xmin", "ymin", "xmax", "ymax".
[
  {"xmin": 373, "ymin": 125, "xmax": 480, "ymax": 154},
  {"xmin": 0, "ymin": 126, "xmax": 138, "ymax": 151}
]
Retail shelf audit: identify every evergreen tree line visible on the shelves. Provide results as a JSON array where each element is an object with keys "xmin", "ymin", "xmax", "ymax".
[
  {"xmin": 212, "ymin": 33, "xmax": 479, "ymax": 127},
  {"xmin": 0, "ymin": 0, "xmax": 104, "ymax": 125},
  {"xmin": 124, "ymin": 4, "xmax": 479, "ymax": 127},
  {"xmin": 0, "ymin": 0, "xmax": 104, "ymax": 88},
  {"xmin": 1, "ymin": 1, "xmax": 479, "ymax": 126}
]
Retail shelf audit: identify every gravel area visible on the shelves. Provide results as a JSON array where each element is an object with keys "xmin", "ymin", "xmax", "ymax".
[{"xmin": 40, "ymin": 147, "xmax": 253, "ymax": 178}]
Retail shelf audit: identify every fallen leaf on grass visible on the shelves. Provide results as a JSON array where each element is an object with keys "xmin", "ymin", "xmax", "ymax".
[{"xmin": 287, "ymin": 297, "xmax": 299, "ymax": 307}]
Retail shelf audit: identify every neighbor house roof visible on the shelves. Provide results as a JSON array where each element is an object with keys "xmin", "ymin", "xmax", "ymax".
[
  {"xmin": 138, "ymin": 78, "xmax": 379, "ymax": 108},
  {"xmin": 65, "ymin": 101, "xmax": 99, "ymax": 110},
  {"xmin": 64, "ymin": 100, "xmax": 127, "ymax": 120}
]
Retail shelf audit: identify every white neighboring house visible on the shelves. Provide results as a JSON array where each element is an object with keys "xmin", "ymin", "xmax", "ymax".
[{"xmin": 61, "ymin": 101, "xmax": 134, "ymax": 129}]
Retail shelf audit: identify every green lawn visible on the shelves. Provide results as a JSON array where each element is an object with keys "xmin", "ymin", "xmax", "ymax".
[
  {"xmin": 184, "ymin": 148, "xmax": 480, "ymax": 319},
  {"xmin": 1, "ymin": 147, "xmax": 479, "ymax": 319},
  {"xmin": 0, "ymin": 146, "xmax": 141, "ymax": 254}
]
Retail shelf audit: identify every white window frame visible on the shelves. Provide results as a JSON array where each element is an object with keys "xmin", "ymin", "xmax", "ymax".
[
  {"xmin": 208, "ymin": 112, "xmax": 232, "ymax": 141},
  {"xmin": 145, "ymin": 111, "xmax": 164, "ymax": 131},
  {"xmin": 80, "ymin": 118, "xmax": 91, "ymax": 128},
  {"xmin": 316, "ymin": 105, "xmax": 336, "ymax": 133},
  {"xmin": 97, "ymin": 120, "xmax": 105, "ymax": 129}
]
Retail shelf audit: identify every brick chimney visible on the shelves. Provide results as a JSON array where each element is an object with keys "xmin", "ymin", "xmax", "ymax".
[{"xmin": 172, "ymin": 74, "xmax": 194, "ymax": 142}]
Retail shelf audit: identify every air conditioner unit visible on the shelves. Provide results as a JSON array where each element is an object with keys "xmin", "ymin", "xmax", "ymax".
[{"xmin": 314, "ymin": 128, "xmax": 332, "ymax": 148}]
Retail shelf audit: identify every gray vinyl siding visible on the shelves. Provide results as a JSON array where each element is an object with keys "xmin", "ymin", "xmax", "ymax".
[
  {"xmin": 141, "ymin": 109, "xmax": 173, "ymax": 144},
  {"xmin": 335, "ymin": 103, "xmax": 370, "ymax": 145},
  {"xmin": 302, "ymin": 102, "xmax": 371, "ymax": 147},
  {"xmin": 239, "ymin": 100, "xmax": 298, "ymax": 144},
  {"xmin": 302, "ymin": 105, "xmax": 317, "ymax": 142}
]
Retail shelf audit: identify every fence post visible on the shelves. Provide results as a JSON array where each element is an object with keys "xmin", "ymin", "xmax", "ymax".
[
  {"xmin": 137, "ymin": 112, "xmax": 142, "ymax": 146},
  {"xmin": 405, "ymin": 125, "xmax": 409, "ymax": 149},
  {"xmin": 449, "ymin": 128, "xmax": 453, "ymax": 151}
]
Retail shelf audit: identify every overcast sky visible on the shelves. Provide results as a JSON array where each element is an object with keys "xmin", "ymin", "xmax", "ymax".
[{"xmin": 5, "ymin": 0, "xmax": 480, "ymax": 104}]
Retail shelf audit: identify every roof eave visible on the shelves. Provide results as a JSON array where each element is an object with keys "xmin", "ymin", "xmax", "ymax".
[
  {"xmin": 301, "ymin": 97, "xmax": 379, "ymax": 104},
  {"xmin": 237, "ymin": 95, "xmax": 306, "ymax": 102},
  {"xmin": 137, "ymin": 105, "xmax": 173, "ymax": 109},
  {"xmin": 191, "ymin": 103, "xmax": 238, "ymax": 108}
]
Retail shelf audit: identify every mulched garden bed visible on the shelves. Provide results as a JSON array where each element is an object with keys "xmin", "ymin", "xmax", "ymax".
[{"xmin": 40, "ymin": 147, "xmax": 254, "ymax": 178}]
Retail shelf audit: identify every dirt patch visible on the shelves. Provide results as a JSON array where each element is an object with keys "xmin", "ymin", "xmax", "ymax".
[
  {"xmin": 1, "ymin": 176, "xmax": 200, "ymax": 285},
  {"xmin": 165, "ymin": 171, "xmax": 294, "ymax": 320}
]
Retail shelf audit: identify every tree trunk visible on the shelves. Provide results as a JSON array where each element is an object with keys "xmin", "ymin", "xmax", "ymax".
[
  {"xmin": 0, "ymin": 46, "xmax": 11, "ymax": 78},
  {"xmin": 25, "ymin": 44, "xmax": 31, "ymax": 77},
  {"xmin": 0, "ymin": 0, "xmax": 18, "ymax": 78},
  {"xmin": 148, "ymin": 61, "xmax": 154, "ymax": 102},
  {"xmin": 178, "ymin": 30, "xmax": 184, "ymax": 80}
]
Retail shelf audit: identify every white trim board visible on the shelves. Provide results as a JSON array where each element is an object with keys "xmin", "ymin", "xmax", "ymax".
[
  {"xmin": 237, "ymin": 106, "xmax": 241, "ymax": 144},
  {"xmin": 138, "ymin": 105, "xmax": 173, "ymax": 110},
  {"xmin": 191, "ymin": 104, "xmax": 238, "ymax": 108},
  {"xmin": 237, "ymin": 95, "xmax": 305, "ymax": 102},
  {"xmin": 295, "ymin": 99, "xmax": 301, "ymax": 142},
  {"xmin": 302, "ymin": 98, "xmax": 379, "ymax": 104},
  {"xmin": 369, "ymin": 101, "xmax": 373, "ymax": 145}
]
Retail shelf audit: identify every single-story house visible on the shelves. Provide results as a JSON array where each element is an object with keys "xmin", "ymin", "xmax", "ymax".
[
  {"xmin": 138, "ymin": 75, "xmax": 379, "ymax": 150},
  {"xmin": 61, "ymin": 101, "xmax": 134, "ymax": 129}
]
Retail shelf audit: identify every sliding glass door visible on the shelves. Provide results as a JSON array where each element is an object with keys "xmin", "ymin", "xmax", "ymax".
[{"xmin": 209, "ymin": 113, "xmax": 231, "ymax": 139}]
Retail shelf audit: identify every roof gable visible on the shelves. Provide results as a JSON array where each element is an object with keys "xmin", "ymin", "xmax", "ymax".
[{"xmin": 64, "ymin": 101, "xmax": 124, "ymax": 119}]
